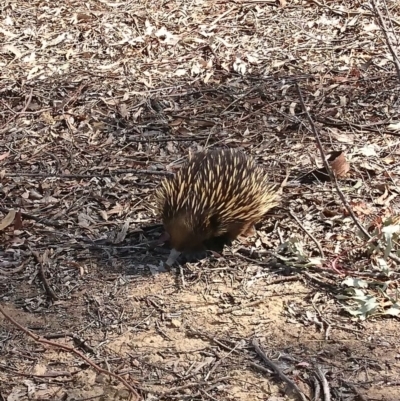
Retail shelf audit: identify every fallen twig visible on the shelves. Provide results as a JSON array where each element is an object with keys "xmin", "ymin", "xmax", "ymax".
[
  {"xmin": 32, "ymin": 250, "xmax": 59, "ymax": 301},
  {"xmin": 289, "ymin": 210, "xmax": 325, "ymax": 258},
  {"xmin": 252, "ymin": 338, "xmax": 309, "ymax": 401},
  {"xmin": 44, "ymin": 332, "xmax": 96, "ymax": 355},
  {"xmin": 371, "ymin": 0, "xmax": 400, "ymax": 82},
  {"xmin": 315, "ymin": 366, "xmax": 331, "ymax": 401},
  {"xmin": 340, "ymin": 380, "xmax": 368, "ymax": 401},
  {"xmin": 312, "ymin": 375, "xmax": 321, "ymax": 401}
]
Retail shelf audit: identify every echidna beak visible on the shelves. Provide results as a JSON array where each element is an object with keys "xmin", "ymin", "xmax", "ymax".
[{"xmin": 165, "ymin": 248, "xmax": 181, "ymax": 268}]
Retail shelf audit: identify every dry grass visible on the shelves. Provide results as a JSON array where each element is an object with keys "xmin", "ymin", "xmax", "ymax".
[{"xmin": 1, "ymin": 0, "xmax": 400, "ymax": 400}]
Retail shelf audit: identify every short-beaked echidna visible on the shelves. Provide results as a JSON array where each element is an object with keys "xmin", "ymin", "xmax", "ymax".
[{"xmin": 155, "ymin": 148, "xmax": 280, "ymax": 266}]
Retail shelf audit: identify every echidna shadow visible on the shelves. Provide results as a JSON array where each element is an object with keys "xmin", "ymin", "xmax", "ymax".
[{"xmin": 154, "ymin": 148, "xmax": 283, "ymax": 267}]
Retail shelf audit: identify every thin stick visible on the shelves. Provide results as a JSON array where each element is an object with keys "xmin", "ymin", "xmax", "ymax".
[
  {"xmin": 289, "ymin": 210, "xmax": 325, "ymax": 258},
  {"xmin": 340, "ymin": 380, "xmax": 368, "ymax": 401},
  {"xmin": 30, "ymin": 250, "xmax": 59, "ymax": 301},
  {"xmin": 37, "ymin": 263, "xmax": 59, "ymax": 301},
  {"xmin": 252, "ymin": 338, "xmax": 309, "ymax": 401},
  {"xmin": 315, "ymin": 367, "xmax": 331, "ymax": 401},
  {"xmin": 371, "ymin": 0, "xmax": 400, "ymax": 82},
  {"xmin": 313, "ymin": 375, "xmax": 321, "ymax": 401}
]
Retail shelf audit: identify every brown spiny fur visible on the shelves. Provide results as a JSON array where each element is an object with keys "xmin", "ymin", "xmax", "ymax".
[{"xmin": 155, "ymin": 148, "xmax": 280, "ymax": 253}]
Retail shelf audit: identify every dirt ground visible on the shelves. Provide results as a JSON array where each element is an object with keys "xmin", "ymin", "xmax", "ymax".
[{"xmin": 1, "ymin": 0, "xmax": 400, "ymax": 400}]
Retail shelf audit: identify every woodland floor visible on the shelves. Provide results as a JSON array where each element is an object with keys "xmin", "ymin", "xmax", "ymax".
[{"xmin": 1, "ymin": 1, "xmax": 400, "ymax": 400}]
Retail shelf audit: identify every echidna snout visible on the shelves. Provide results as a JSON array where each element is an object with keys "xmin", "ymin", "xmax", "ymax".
[
  {"xmin": 163, "ymin": 214, "xmax": 209, "ymax": 266},
  {"xmin": 155, "ymin": 148, "xmax": 281, "ymax": 266}
]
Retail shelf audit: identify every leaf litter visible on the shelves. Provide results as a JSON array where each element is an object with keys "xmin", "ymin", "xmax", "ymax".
[{"xmin": 1, "ymin": 0, "xmax": 400, "ymax": 400}]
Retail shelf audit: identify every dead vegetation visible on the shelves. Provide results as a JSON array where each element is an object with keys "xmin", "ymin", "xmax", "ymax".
[{"xmin": 1, "ymin": 0, "xmax": 400, "ymax": 400}]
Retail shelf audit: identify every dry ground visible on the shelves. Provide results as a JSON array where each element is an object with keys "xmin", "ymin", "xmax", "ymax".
[{"xmin": 1, "ymin": 0, "xmax": 400, "ymax": 400}]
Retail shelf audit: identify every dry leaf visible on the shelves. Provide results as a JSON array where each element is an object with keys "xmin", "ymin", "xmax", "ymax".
[
  {"xmin": 115, "ymin": 220, "xmax": 130, "ymax": 243},
  {"xmin": 246, "ymin": 54, "xmax": 259, "ymax": 64},
  {"xmin": 99, "ymin": 210, "xmax": 108, "ymax": 221},
  {"xmin": 359, "ymin": 161, "xmax": 381, "ymax": 174},
  {"xmin": 155, "ymin": 27, "xmax": 180, "ymax": 45},
  {"xmin": 2, "ymin": 44, "xmax": 22, "ymax": 58},
  {"xmin": 0, "ymin": 151, "xmax": 10, "ymax": 162},
  {"xmin": 174, "ymin": 69, "xmax": 186, "ymax": 76},
  {"xmin": 387, "ymin": 121, "xmax": 400, "ymax": 131},
  {"xmin": 44, "ymin": 33, "xmax": 66, "ymax": 48},
  {"xmin": 357, "ymin": 144, "xmax": 378, "ymax": 157},
  {"xmin": 350, "ymin": 201, "xmax": 373, "ymax": 216},
  {"xmin": 204, "ymin": 71, "xmax": 213, "ymax": 83},
  {"xmin": 108, "ymin": 204, "xmax": 124, "ymax": 215},
  {"xmin": 119, "ymin": 103, "xmax": 129, "ymax": 118},
  {"xmin": 72, "ymin": 12, "xmax": 92, "ymax": 24},
  {"xmin": 363, "ymin": 22, "xmax": 379, "ymax": 32},
  {"xmin": 3, "ymin": 16, "xmax": 13, "ymax": 26},
  {"xmin": 14, "ymin": 211, "xmax": 23, "ymax": 230},
  {"xmin": 233, "ymin": 57, "xmax": 246, "ymax": 75},
  {"xmin": 368, "ymin": 216, "xmax": 383, "ymax": 233},
  {"xmin": 169, "ymin": 118, "xmax": 183, "ymax": 127},
  {"xmin": 322, "ymin": 208, "xmax": 338, "ymax": 218},
  {"xmin": 0, "ymin": 27, "xmax": 18, "ymax": 38},
  {"xmin": 382, "ymin": 156, "xmax": 395, "ymax": 165},
  {"xmin": 375, "ymin": 187, "xmax": 397, "ymax": 206},
  {"xmin": 327, "ymin": 128, "xmax": 354, "ymax": 144},
  {"xmin": 0, "ymin": 210, "xmax": 16, "ymax": 231},
  {"xmin": 191, "ymin": 62, "xmax": 201, "ymax": 75},
  {"xmin": 328, "ymin": 151, "xmax": 350, "ymax": 178}
]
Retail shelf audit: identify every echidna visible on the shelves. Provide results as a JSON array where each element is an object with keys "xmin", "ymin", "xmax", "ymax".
[{"xmin": 155, "ymin": 148, "xmax": 281, "ymax": 266}]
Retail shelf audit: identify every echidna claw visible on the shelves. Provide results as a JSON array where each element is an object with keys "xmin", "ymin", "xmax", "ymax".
[
  {"xmin": 165, "ymin": 248, "xmax": 181, "ymax": 268},
  {"xmin": 209, "ymin": 250, "xmax": 222, "ymax": 258}
]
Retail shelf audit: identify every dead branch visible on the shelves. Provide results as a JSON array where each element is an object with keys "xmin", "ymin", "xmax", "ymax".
[
  {"xmin": 340, "ymin": 380, "xmax": 368, "ymax": 401},
  {"xmin": 32, "ymin": 250, "xmax": 59, "ymax": 301},
  {"xmin": 371, "ymin": 0, "xmax": 400, "ymax": 82},
  {"xmin": 252, "ymin": 338, "xmax": 309, "ymax": 401},
  {"xmin": 315, "ymin": 366, "xmax": 331, "ymax": 401},
  {"xmin": 289, "ymin": 210, "xmax": 325, "ymax": 258}
]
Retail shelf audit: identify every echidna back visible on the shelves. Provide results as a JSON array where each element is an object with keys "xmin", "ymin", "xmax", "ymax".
[{"xmin": 155, "ymin": 148, "xmax": 279, "ymax": 253}]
